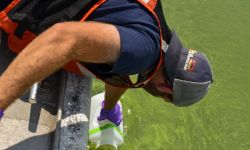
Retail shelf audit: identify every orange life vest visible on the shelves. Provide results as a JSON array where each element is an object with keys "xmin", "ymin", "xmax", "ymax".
[{"xmin": 0, "ymin": 0, "xmax": 170, "ymax": 88}]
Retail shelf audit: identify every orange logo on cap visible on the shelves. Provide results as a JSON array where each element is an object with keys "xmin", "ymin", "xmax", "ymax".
[
  {"xmin": 184, "ymin": 49, "xmax": 197, "ymax": 71},
  {"xmin": 187, "ymin": 59, "xmax": 196, "ymax": 71}
]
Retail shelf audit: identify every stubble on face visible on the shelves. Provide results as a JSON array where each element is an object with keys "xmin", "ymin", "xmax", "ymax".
[{"xmin": 143, "ymin": 80, "xmax": 172, "ymax": 102}]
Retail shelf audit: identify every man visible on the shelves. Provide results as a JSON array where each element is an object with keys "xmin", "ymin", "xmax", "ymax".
[{"xmin": 0, "ymin": 0, "xmax": 213, "ymax": 126}]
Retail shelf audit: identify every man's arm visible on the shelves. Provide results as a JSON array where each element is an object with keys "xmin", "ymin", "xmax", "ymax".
[
  {"xmin": 104, "ymin": 83, "xmax": 127, "ymax": 109},
  {"xmin": 97, "ymin": 83, "xmax": 127, "ymax": 126},
  {"xmin": 0, "ymin": 21, "xmax": 121, "ymax": 110}
]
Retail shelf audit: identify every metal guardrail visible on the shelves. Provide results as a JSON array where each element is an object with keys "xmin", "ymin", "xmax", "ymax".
[{"xmin": 54, "ymin": 72, "xmax": 91, "ymax": 150}]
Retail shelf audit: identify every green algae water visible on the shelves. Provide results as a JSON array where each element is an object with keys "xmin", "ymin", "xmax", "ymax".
[
  {"xmin": 97, "ymin": 145, "xmax": 116, "ymax": 150},
  {"xmin": 91, "ymin": 0, "xmax": 250, "ymax": 149},
  {"xmin": 88, "ymin": 142, "xmax": 116, "ymax": 150}
]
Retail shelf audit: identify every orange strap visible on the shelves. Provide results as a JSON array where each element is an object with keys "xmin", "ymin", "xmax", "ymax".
[
  {"xmin": 80, "ymin": 0, "xmax": 106, "ymax": 21},
  {"xmin": 63, "ymin": 0, "xmax": 106, "ymax": 75},
  {"xmin": 0, "ymin": 0, "xmax": 163, "ymax": 85},
  {"xmin": 142, "ymin": 0, "xmax": 158, "ymax": 10},
  {"xmin": 2, "ymin": 0, "xmax": 21, "ymax": 14},
  {"xmin": 0, "ymin": 0, "xmax": 37, "ymax": 53},
  {"xmin": 67, "ymin": 0, "xmax": 164, "ymax": 85},
  {"xmin": 0, "ymin": 0, "xmax": 20, "ymax": 34},
  {"xmin": 136, "ymin": 0, "xmax": 164, "ymax": 86}
]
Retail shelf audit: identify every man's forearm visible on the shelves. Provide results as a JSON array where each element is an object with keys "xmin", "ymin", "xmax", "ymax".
[
  {"xmin": 0, "ymin": 25, "xmax": 74, "ymax": 109},
  {"xmin": 104, "ymin": 83, "xmax": 127, "ymax": 110}
]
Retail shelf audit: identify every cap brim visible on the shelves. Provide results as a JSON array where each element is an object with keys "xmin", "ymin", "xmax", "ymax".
[{"xmin": 172, "ymin": 79, "xmax": 211, "ymax": 107}]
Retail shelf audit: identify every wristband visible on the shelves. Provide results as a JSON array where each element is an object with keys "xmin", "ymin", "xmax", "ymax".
[{"xmin": 0, "ymin": 108, "xmax": 4, "ymax": 119}]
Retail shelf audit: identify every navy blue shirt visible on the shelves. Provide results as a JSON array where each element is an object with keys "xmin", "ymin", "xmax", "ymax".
[{"xmin": 86, "ymin": 0, "xmax": 160, "ymax": 75}]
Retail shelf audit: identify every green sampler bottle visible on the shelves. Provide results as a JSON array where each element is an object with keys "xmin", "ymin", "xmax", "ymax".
[{"xmin": 89, "ymin": 93, "xmax": 124, "ymax": 150}]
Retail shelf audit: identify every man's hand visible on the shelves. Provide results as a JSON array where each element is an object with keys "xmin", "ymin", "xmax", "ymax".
[
  {"xmin": 97, "ymin": 84, "xmax": 126, "ymax": 126},
  {"xmin": 0, "ymin": 108, "xmax": 4, "ymax": 120},
  {"xmin": 98, "ymin": 102, "xmax": 122, "ymax": 126}
]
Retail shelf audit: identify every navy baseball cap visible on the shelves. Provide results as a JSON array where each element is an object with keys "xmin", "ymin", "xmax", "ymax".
[{"xmin": 163, "ymin": 32, "xmax": 213, "ymax": 107}]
